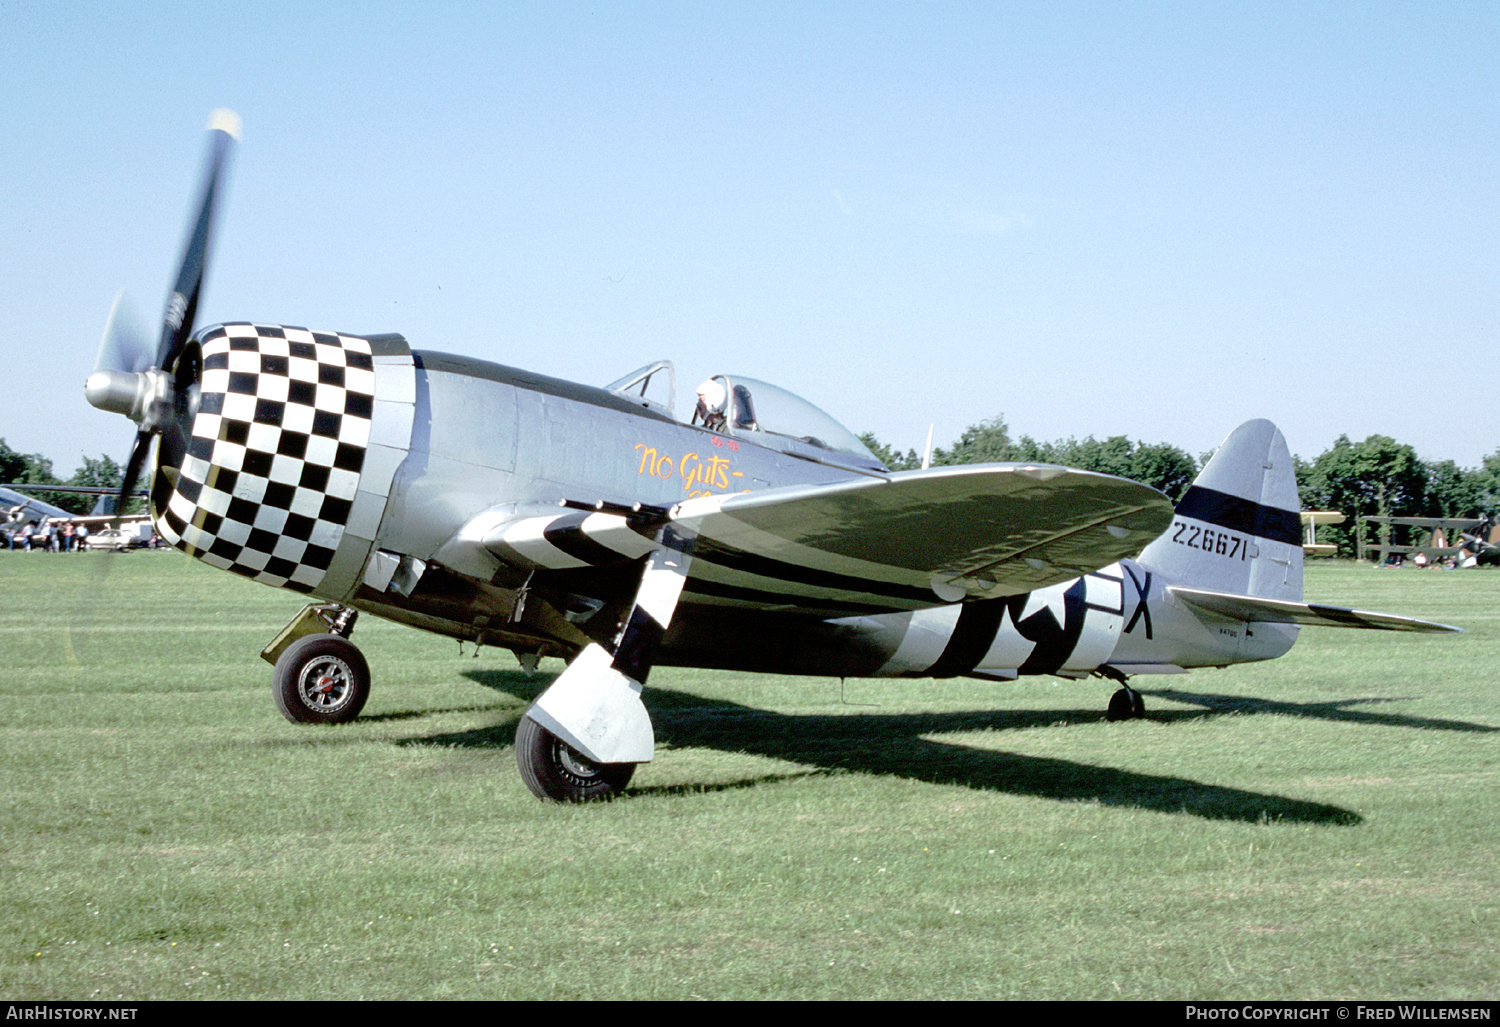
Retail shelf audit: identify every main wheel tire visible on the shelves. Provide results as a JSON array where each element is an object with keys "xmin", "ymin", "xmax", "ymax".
[
  {"xmin": 515, "ymin": 714, "xmax": 635, "ymax": 802},
  {"xmin": 273, "ymin": 633, "xmax": 370, "ymax": 724}
]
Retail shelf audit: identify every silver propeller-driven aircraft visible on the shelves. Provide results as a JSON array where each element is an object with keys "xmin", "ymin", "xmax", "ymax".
[{"xmin": 84, "ymin": 113, "xmax": 1458, "ymax": 801}]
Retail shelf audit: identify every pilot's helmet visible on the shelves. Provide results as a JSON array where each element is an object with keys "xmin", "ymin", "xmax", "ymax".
[{"xmin": 695, "ymin": 378, "xmax": 727, "ymax": 414}]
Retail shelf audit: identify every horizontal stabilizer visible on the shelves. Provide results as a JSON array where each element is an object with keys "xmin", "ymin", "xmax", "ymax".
[{"xmin": 1170, "ymin": 586, "xmax": 1461, "ymax": 634}]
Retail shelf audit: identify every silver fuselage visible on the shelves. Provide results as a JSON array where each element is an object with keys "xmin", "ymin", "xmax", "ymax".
[{"xmin": 151, "ymin": 326, "xmax": 1293, "ymax": 683}]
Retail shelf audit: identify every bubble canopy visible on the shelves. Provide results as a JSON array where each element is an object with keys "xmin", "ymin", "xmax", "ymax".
[
  {"xmin": 700, "ymin": 375, "xmax": 885, "ymax": 470},
  {"xmin": 604, "ymin": 361, "xmax": 887, "ymax": 472}
]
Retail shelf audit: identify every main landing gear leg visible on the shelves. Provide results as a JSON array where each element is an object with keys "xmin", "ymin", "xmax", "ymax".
[
  {"xmin": 518, "ymin": 534, "xmax": 693, "ymax": 801},
  {"xmin": 262, "ymin": 603, "xmax": 370, "ymax": 725}
]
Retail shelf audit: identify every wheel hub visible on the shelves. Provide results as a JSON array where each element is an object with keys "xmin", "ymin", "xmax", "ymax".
[
  {"xmin": 554, "ymin": 740, "xmax": 605, "ymax": 783},
  {"xmin": 299, "ymin": 657, "xmax": 354, "ymax": 711}
]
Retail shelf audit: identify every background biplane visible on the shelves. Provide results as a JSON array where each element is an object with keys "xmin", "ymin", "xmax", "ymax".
[{"xmin": 1362, "ymin": 515, "xmax": 1500, "ymax": 568}]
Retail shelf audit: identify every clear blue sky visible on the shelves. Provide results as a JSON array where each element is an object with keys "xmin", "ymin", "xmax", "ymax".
[{"xmin": 3, "ymin": 1, "xmax": 1497, "ymax": 479}]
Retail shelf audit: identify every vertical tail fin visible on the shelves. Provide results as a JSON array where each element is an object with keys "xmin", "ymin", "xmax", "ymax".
[{"xmin": 1137, "ymin": 419, "xmax": 1303, "ymax": 601}]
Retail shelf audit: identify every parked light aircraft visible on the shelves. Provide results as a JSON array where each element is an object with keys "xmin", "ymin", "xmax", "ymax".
[
  {"xmin": 83, "ymin": 113, "xmax": 1459, "ymax": 801},
  {"xmin": 2, "ymin": 486, "xmax": 74, "ymax": 527},
  {"xmin": 2, "ymin": 484, "xmax": 150, "ymax": 535}
]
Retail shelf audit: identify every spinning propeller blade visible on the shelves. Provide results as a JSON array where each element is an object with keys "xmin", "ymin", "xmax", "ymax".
[
  {"xmin": 154, "ymin": 108, "xmax": 241, "ymax": 375},
  {"xmin": 86, "ymin": 109, "xmax": 240, "ymax": 527},
  {"xmin": 93, "ymin": 291, "xmax": 153, "ymax": 376}
]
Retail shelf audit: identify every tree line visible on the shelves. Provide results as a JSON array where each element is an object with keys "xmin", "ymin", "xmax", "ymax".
[
  {"xmin": 9, "ymin": 421, "xmax": 1498, "ymax": 560},
  {"xmin": 860, "ymin": 416, "xmax": 1200, "ymax": 500},
  {"xmin": 1, "ymin": 438, "xmax": 128, "ymax": 515},
  {"xmin": 861, "ymin": 417, "xmax": 1500, "ymax": 558}
]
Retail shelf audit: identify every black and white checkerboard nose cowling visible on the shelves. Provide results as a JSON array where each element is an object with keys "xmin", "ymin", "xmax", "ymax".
[{"xmin": 152, "ymin": 323, "xmax": 376, "ymax": 594}]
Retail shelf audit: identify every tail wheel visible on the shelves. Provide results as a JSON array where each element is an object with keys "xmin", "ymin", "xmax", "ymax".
[
  {"xmin": 273, "ymin": 633, "xmax": 370, "ymax": 724},
  {"xmin": 1106, "ymin": 685, "xmax": 1145, "ymax": 722},
  {"xmin": 515, "ymin": 715, "xmax": 634, "ymax": 802}
]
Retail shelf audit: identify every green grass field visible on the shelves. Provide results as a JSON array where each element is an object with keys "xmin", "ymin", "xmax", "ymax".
[{"xmin": 1, "ymin": 552, "xmax": 1495, "ymax": 1000}]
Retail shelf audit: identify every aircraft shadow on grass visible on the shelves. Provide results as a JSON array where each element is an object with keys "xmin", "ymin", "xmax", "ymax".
[
  {"xmin": 376, "ymin": 668, "xmax": 1444, "ymax": 827},
  {"xmin": 1138, "ymin": 688, "xmax": 1499, "ymax": 735}
]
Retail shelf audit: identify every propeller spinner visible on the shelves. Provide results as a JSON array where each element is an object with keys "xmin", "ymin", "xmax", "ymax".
[{"xmin": 85, "ymin": 109, "xmax": 241, "ymax": 526}]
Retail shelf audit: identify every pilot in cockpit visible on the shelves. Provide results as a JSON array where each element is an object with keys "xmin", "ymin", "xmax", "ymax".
[
  {"xmin": 695, "ymin": 377, "xmax": 761, "ymax": 434},
  {"xmin": 693, "ymin": 378, "xmax": 728, "ymax": 431}
]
